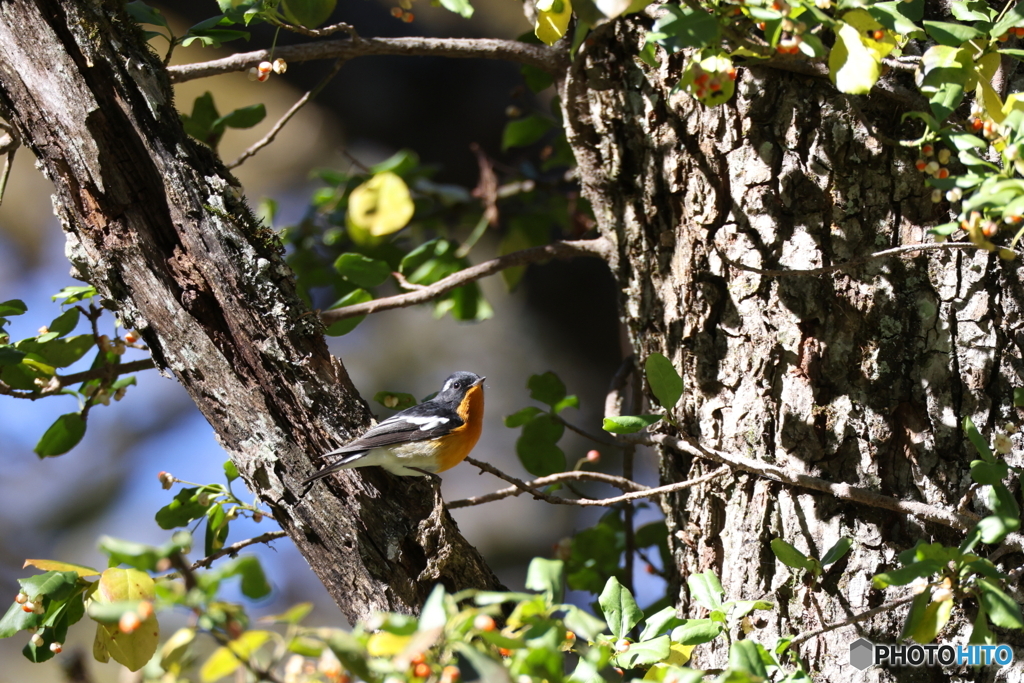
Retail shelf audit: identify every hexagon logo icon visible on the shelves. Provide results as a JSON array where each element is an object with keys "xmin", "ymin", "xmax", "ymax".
[{"xmin": 850, "ymin": 638, "xmax": 874, "ymax": 671}]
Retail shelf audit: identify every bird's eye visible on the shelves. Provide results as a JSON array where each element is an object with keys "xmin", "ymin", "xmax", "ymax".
[{"xmin": 452, "ymin": 382, "xmax": 461, "ymax": 389}]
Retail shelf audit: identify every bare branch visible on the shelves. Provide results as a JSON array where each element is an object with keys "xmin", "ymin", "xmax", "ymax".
[
  {"xmin": 789, "ymin": 594, "xmax": 918, "ymax": 647},
  {"xmin": 167, "ymin": 37, "xmax": 564, "ymax": 84},
  {"xmin": 449, "ymin": 469, "xmax": 648, "ymax": 508},
  {"xmin": 462, "ymin": 456, "xmax": 731, "ymax": 508},
  {"xmin": 0, "ymin": 358, "xmax": 155, "ymax": 400},
  {"xmin": 320, "ymin": 237, "xmax": 613, "ymax": 323},
  {"xmin": 190, "ymin": 530, "xmax": 288, "ymax": 570},
  {"xmin": 717, "ymin": 240, "xmax": 1005, "ymax": 278},
  {"xmin": 630, "ymin": 432, "xmax": 978, "ymax": 530},
  {"xmin": 228, "ymin": 58, "xmax": 346, "ymax": 169},
  {"xmin": 271, "ymin": 20, "xmax": 356, "ymax": 39}
]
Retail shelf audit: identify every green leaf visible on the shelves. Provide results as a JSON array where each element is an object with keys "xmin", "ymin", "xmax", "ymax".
[
  {"xmin": 155, "ymin": 487, "xmax": 212, "ymax": 530},
  {"xmin": 438, "ymin": 0, "xmax": 473, "ymax": 17},
  {"xmin": 639, "ymin": 606, "xmax": 684, "ymax": 641},
  {"xmin": 986, "ymin": 483, "xmax": 1021, "ymax": 525},
  {"xmin": 334, "ymin": 253, "xmax": 392, "ymax": 288},
  {"xmin": 34, "ymin": 412, "xmax": 87, "ymax": 457},
  {"xmin": 324, "ymin": 288, "xmax": 372, "ymax": 336},
  {"xmin": 516, "ymin": 413, "xmax": 566, "ymax": 476},
  {"xmin": 872, "ymin": 560, "xmax": 943, "ymax": 589},
  {"xmin": 204, "ymin": 504, "xmax": 230, "ymax": 557},
  {"xmin": 645, "ymin": 352, "xmax": 683, "ymax": 410},
  {"xmin": 214, "ymin": 104, "xmax": 266, "ymax": 131},
  {"xmin": 280, "ymin": 0, "xmax": 337, "ymax": 28},
  {"xmin": 370, "ymin": 149, "xmax": 419, "ymax": 175},
  {"xmin": 223, "ymin": 460, "xmax": 239, "ymax": 482},
  {"xmin": 525, "ymin": 558, "xmax": 564, "ymax": 603},
  {"xmin": 0, "ymin": 599, "xmax": 39, "ymax": 638},
  {"xmin": 418, "ymin": 584, "xmax": 449, "ymax": 630},
  {"xmin": 214, "ymin": 556, "xmax": 271, "ymax": 600},
  {"xmin": 820, "ymin": 538, "xmax": 853, "ymax": 567},
  {"xmin": 729, "ymin": 640, "xmax": 769, "ymax": 678},
  {"xmin": 616, "ymin": 635, "xmax": 670, "ymax": 668},
  {"xmin": 0, "ymin": 299, "xmax": 27, "ymax": 317},
  {"xmin": 521, "ymin": 64, "xmax": 554, "ymax": 94},
  {"xmin": 867, "ymin": 0, "xmax": 923, "ymax": 34},
  {"xmin": 670, "ymin": 619, "xmax": 723, "ymax": 645},
  {"xmin": 599, "ymin": 576, "xmax": 643, "ymax": 640},
  {"xmin": 51, "ymin": 286, "xmax": 96, "ymax": 305},
  {"xmin": 647, "ymin": 4, "xmax": 719, "ymax": 53},
  {"xmin": 553, "ymin": 395, "xmax": 579, "ymax": 414},
  {"xmin": 924, "ymin": 20, "xmax": 984, "ymax": 45},
  {"xmin": 47, "ymin": 308, "xmax": 80, "ymax": 337},
  {"xmin": 98, "ymin": 532, "xmax": 191, "ymax": 572},
  {"xmin": 909, "ymin": 598, "xmax": 952, "ymax": 644},
  {"xmin": 562, "ymin": 605, "xmax": 608, "ymax": 641},
  {"xmin": 182, "ymin": 92, "xmax": 219, "ymax": 143},
  {"xmin": 976, "ymin": 578, "xmax": 1024, "ymax": 628},
  {"xmin": 991, "ymin": 1, "xmax": 1024, "ymax": 38},
  {"xmin": 501, "ymin": 115, "xmax": 554, "ymax": 151},
  {"xmin": 373, "ymin": 391, "xmax": 417, "ymax": 411},
  {"xmin": 528, "ymin": 371, "xmax": 567, "ymax": 407},
  {"xmin": 505, "ymin": 406, "xmax": 543, "ymax": 427},
  {"xmin": 0, "ymin": 346, "xmax": 25, "ymax": 366},
  {"xmin": 18, "ymin": 571, "xmax": 80, "ymax": 601},
  {"xmin": 964, "ymin": 416, "xmax": 994, "ymax": 462},
  {"xmin": 971, "ymin": 460, "xmax": 1009, "ymax": 485},
  {"xmin": 602, "ymin": 414, "xmax": 662, "ymax": 434},
  {"xmin": 770, "ymin": 539, "xmax": 820, "ymax": 576},
  {"xmin": 126, "ymin": 1, "xmax": 170, "ymax": 28},
  {"xmin": 687, "ymin": 571, "xmax": 723, "ymax": 611},
  {"xmin": 968, "ymin": 603, "xmax": 995, "ymax": 644}
]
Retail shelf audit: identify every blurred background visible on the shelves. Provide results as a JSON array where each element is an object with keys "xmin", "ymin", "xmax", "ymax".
[{"xmin": 0, "ymin": 0, "xmax": 662, "ymax": 679}]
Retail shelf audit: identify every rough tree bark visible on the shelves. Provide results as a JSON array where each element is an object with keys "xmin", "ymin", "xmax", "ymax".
[
  {"xmin": 563, "ymin": 17, "xmax": 1023, "ymax": 680},
  {"xmin": 0, "ymin": 0, "xmax": 500, "ymax": 622}
]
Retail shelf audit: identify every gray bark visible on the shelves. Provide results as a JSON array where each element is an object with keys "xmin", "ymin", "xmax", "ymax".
[
  {"xmin": 563, "ymin": 17, "xmax": 1024, "ymax": 680},
  {"xmin": 0, "ymin": 0, "xmax": 500, "ymax": 622}
]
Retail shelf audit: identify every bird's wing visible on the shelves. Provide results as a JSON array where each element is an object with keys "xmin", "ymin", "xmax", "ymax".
[{"xmin": 323, "ymin": 402, "xmax": 463, "ymax": 456}]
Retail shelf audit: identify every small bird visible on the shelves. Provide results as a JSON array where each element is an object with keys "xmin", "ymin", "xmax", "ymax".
[{"xmin": 303, "ymin": 371, "xmax": 485, "ymax": 482}]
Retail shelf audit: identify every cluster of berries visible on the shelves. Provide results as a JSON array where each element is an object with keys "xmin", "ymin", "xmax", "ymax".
[
  {"xmin": 690, "ymin": 64, "xmax": 738, "ymax": 100},
  {"xmin": 248, "ymin": 58, "xmax": 288, "ymax": 82},
  {"xmin": 998, "ymin": 26, "xmax": 1024, "ymax": 41},
  {"xmin": 390, "ymin": 0, "xmax": 416, "ymax": 22}
]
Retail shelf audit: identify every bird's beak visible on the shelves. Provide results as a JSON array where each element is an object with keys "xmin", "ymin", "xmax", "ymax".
[{"xmin": 473, "ymin": 376, "xmax": 486, "ymax": 386}]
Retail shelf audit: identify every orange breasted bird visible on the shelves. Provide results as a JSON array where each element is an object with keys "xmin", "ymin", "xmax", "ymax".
[{"xmin": 303, "ymin": 371, "xmax": 485, "ymax": 482}]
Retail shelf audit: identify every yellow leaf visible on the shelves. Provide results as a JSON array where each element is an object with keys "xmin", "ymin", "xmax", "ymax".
[
  {"xmin": 535, "ymin": 0, "xmax": 573, "ymax": 46},
  {"xmin": 96, "ymin": 567, "xmax": 155, "ymax": 603},
  {"xmin": 93, "ymin": 614, "xmax": 160, "ymax": 672},
  {"xmin": 829, "ymin": 11, "xmax": 895, "ymax": 95},
  {"xmin": 978, "ymin": 79, "xmax": 1005, "ymax": 123},
  {"xmin": 366, "ymin": 631, "xmax": 411, "ymax": 657},
  {"xmin": 160, "ymin": 627, "xmax": 196, "ymax": 672},
  {"xmin": 665, "ymin": 642, "xmax": 694, "ymax": 666},
  {"xmin": 200, "ymin": 631, "xmax": 273, "ymax": 683},
  {"xmin": 23, "ymin": 558, "xmax": 100, "ymax": 577},
  {"xmin": 347, "ymin": 172, "xmax": 415, "ymax": 239}
]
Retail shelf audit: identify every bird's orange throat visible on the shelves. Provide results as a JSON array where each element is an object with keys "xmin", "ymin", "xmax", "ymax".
[
  {"xmin": 433, "ymin": 384, "xmax": 484, "ymax": 472},
  {"xmin": 458, "ymin": 384, "xmax": 484, "ymax": 448}
]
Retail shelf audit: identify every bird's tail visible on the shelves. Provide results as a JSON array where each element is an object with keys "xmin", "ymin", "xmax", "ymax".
[{"xmin": 300, "ymin": 451, "xmax": 367, "ymax": 486}]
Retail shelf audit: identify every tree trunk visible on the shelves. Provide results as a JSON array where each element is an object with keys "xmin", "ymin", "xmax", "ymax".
[
  {"xmin": 563, "ymin": 18, "xmax": 1023, "ymax": 678},
  {"xmin": 0, "ymin": 0, "xmax": 500, "ymax": 622}
]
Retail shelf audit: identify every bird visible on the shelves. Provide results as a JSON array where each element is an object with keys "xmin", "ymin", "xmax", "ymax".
[{"xmin": 302, "ymin": 371, "xmax": 485, "ymax": 483}]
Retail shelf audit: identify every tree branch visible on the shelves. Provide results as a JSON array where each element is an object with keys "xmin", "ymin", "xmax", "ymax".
[
  {"xmin": 228, "ymin": 58, "xmax": 346, "ymax": 169},
  {"xmin": 167, "ymin": 37, "xmax": 565, "ymax": 84},
  {"xmin": 320, "ymin": 237, "xmax": 613, "ymax": 323},
  {"xmin": 630, "ymin": 432, "xmax": 994, "ymax": 534},
  {"xmin": 190, "ymin": 530, "xmax": 288, "ymax": 570},
  {"xmin": 716, "ymin": 240, "xmax": 1006, "ymax": 278},
  {"xmin": 462, "ymin": 456, "xmax": 730, "ymax": 508},
  {"xmin": 0, "ymin": 358, "xmax": 155, "ymax": 399},
  {"xmin": 789, "ymin": 594, "xmax": 918, "ymax": 647},
  {"xmin": 449, "ymin": 469, "xmax": 648, "ymax": 508}
]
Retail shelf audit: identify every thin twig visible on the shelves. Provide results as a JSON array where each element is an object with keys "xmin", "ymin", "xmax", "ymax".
[
  {"xmin": 553, "ymin": 414, "xmax": 622, "ymax": 447},
  {"xmin": 463, "ymin": 456, "xmax": 730, "ymax": 508},
  {"xmin": 271, "ymin": 20, "xmax": 356, "ymax": 39},
  {"xmin": 449, "ymin": 470, "xmax": 649, "ymax": 509},
  {"xmin": 0, "ymin": 359, "xmax": 155, "ymax": 399},
  {"xmin": 393, "ymin": 270, "xmax": 428, "ymax": 291},
  {"xmin": 167, "ymin": 37, "xmax": 564, "ymax": 84},
  {"xmin": 190, "ymin": 530, "xmax": 288, "ymax": 570},
  {"xmin": 717, "ymin": 241, "xmax": 1006, "ymax": 278},
  {"xmin": 320, "ymin": 237, "xmax": 612, "ymax": 323},
  {"xmin": 789, "ymin": 594, "xmax": 917, "ymax": 646},
  {"xmin": 228, "ymin": 58, "xmax": 346, "ymax": 169},
  {"xmin": 630, "ymin": 433, "xmax": 977, "ymax": 531}
]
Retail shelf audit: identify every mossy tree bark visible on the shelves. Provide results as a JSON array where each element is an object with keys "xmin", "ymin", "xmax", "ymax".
[
  {"xmin": 0, "ymin": 0, "xmax": 500, "ymax": 622},
  {"xmin": 563, "ymin": 18, "xmax": 1023, "ymax": 678}
]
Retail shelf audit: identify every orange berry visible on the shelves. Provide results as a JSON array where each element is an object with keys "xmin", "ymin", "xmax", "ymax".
[
  {"xmin": 440, "ymin": 666, "xmax": 461, "ymax": 683},
  {"xmin": 710, "ymin": 81, "xmax": 722, "ymax": 91},
  {"xmin": 119, "ymin": 611, "xmax": 141, "ymax": 634},
  {"xmin": 14, "ymin": 593, "xmax": 26, "ymax": 605},
  {"xmin": 872, "ymin": 30, "xmax": 884, "ymax": 40},
  {"xmin": 983, "ymin": 222, "xmax": 999, "ymax": 237},
  {"xmin": 646, "ymin": 563, "xmax": 657, "ymax": 574},
  {"xmin": 473, "ymin": 614, "xmax": 496, "ymax": 631},
  {"xmin": 1001, "ymin": 32, "xmax": 1011, "ymax": 41},
  {"xmin": 137, "ymin": 601, "xmax": 154, "ymax": 620},
  {"xmin": 498, "ymin": 647, "xmax": 512, "ymax": 657},
  {"xmin": 758, "ymin": 21, "xmax": 766, "ymax": 30},
  {"xmin": 921, "ymin": 144, "xmax": 933, "ymax": 156},
  {"xmin": 972, "ymin": 118, "xmax": 984, "ymax": 131},
  {"xmin": 390, "ymin": 6, "xmax": 403, "ymax": 16},
  {"xmin": 694, "ymin": 72, "xmax": 710, "ymax": 85},
  {"xmin": 586, "ymin": 450, "xmax": 600, "ymax": 462},
  {"xmin": 565, "ymin": 630, "xmax": 577, "ymax": 643},
  {"xmin": 726, "ymin": 67, "xmax": 738, "ymax": 80},
  {"xmin": 937, "ymin": 167, "xmax": 949, "ymax": 179},
  {"xmin": 49, "ymin": 642, "xmax": 62, "ymax": 654},
  {"xmin": 1016, "ymin": 27, "xmax": 1024, "ymax": 36},
  {"xmin": 402, "ymin": 11, "xmax": 414, "ymax": 21},
  {"xmin": 413, "ymin": 662, "xmax": 431, "ymax": 678},
  {"xmin": 411, "ymin": 653, "xmax": 427, "ymax": 665},
  {"xmin": 915, "ymin": 159, "xmax": 927, "ymax": 171}
]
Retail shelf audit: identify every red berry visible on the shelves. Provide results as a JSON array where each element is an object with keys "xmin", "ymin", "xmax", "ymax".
[
  {"xmin": 413, "ymin": 663, "xmax": 431, "ymax": 678},
  {"xmin": 473, "ymin": 614, "xmax": 496, "ymax": 631},
  {"xmin": 390, "ymin": 6, "xmax": 403, "ymax": 16}
]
